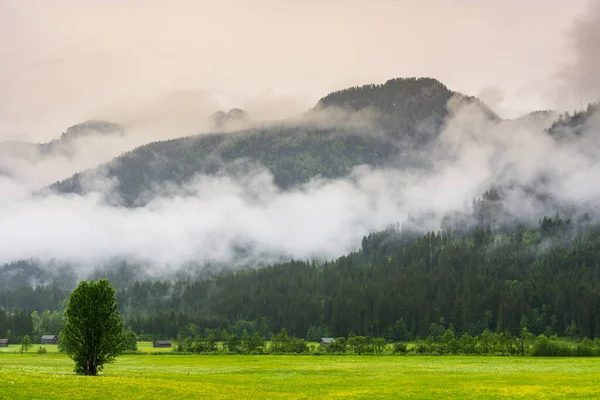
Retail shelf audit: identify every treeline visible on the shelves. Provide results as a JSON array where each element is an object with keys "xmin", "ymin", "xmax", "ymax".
[
  {"xmin": 548, "ymin": 102, "xmax": 598, "ymax": 137},
  {"xmin": 175, "ymin": 328, "xmax": 312, "ymax": 355},
  {"xmin": 115, "ymin": 215, "xmax": 600, "ymax": 340},
  {"xmin": 0, "ymin": 309, "xmax": 64, "ymax": 344},
  {"xmin": 2, "ymin": 214, "xmax": 600, "ymax": 344},
  {"xmin": 173, "ymin": 327, "xmax": 600, "ymax": 357}
]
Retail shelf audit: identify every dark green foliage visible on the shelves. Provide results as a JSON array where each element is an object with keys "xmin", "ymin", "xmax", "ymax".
[
  {"xmin": 384, "ymin": 318, "xmax": 411, "ymax": 342},
  {"xmin": 325, "ymin": 338, "xmax": 347, "ymax": 354},
  {"xmin": 529, "ymin": 334, "xmax": 600, "ymax": 357},
  {"xmin": 20, "ymin": 335, "xmax": 32, "ymax": 352},
  {"xmin": 0, "ymin": 261, "xmax": 72, "ymax": 307},
  {"xmin": 269, "ymin": 328, "xmax": 309, "ymax": 354},
  {"xmin": 0, "ymin": 309, "xmax": 34, "ymax": 343},
  {"xmin": 31, "ymin": 310, "xmax": 66, "ymax": 342},
  {"xmin": 306, "ymin": 325, "xmax": 331, "ymax": 342},
  {"xmin": 221, "ymin": 330, "xmax": 240, "ymax": 353},
  {"xmin": 315, "ymin": 77, "xmax": 455, "ymax": 136},
  {"xmin": 60, "ymin": 279, "xmax": 126, "ymax": 375},
  {"xmin": 412, "ymin": 330, "xmax": 517, "ymax": 356},
  {"xmin": 346, "ymin": 335, "xmax": 388, "ymax": 355},
  {"xmin": 392, "ymin": 342, "xmax": 407, "ymax": 354},
  {"xmin": 548, "ymin": 103, "xmax": 598, "ymax": 137},
  {"xmin": 50, "ymin": 128, "xmax": 403, "ymax": 206},
  {"xmin": 532, "ymin": 335, "xmax": 578, "ymax": 356},
  {"xmin": 123, "ymin": 329, "xmax": 138, "ymax": 351},
  {"xmin": 176, "ymin": 333, "xmax": 218, "ymax": 354},
  {"xmin": 242, "ymin": 332, "xmax": 265, "ymax": 354},
  {"xmin": 113, "ymin": 220, "xmax": 600, "ymax": 341}
]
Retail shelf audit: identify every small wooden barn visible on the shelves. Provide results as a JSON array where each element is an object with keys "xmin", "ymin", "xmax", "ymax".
[
  {"xmin": 41, "ymin": 335, "xmax": 58, "ymax": 345},
  {"xmin": 320, "ymin": 337, "xmax": 335, "ymax": 347},
  {"xmin": 0, "ymin": 339, "xmax": 8, "ymax": 347},
  {"xmin": 153, "ymin": 340, "xmax": 172, "ymax": 348}
]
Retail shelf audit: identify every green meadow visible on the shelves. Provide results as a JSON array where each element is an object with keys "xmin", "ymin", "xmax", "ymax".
[
  {"xmin": 1, "ymin": 353, "xmax": 599, "ymax": 399},
  {"xmin": 0, "ymin": 342, "xmax": 172, "ymax": 354}
]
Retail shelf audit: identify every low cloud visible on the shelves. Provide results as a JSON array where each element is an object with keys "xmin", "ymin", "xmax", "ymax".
[{"xmin": 1, "ymin": 96, "xmax": 600, "ymax": 278}]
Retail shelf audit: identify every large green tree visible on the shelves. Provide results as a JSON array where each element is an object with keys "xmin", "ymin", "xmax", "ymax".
[{"xmin": 60, "ymin": 279, "xmax": 126, "ymax": 375}]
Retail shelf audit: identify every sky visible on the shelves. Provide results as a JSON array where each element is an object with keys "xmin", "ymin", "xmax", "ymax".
[{"xmin": 0, "ymin": 0, "xmax": 593, "ymax": 142}]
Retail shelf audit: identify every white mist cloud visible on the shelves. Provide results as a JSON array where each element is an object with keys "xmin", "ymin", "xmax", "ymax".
[
  {"xmin": 0, "ymin": 166, "xmax": 410, "ymax": 270},
  {"xmin": 1, "ymin": 98, "xmax": 599, "ymax": 273}
]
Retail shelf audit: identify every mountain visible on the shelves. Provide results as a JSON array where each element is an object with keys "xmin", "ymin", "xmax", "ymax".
[
  {"xmin": 48, "ymin": 78, "xmax": 496, "ymax": 206},
  {"xmin": 54, "ymin": 120, "xmax": 124, "ymax": 143},
  {"xmin": 49, "ymin": 126, "xmax": 403, "ymax": 205},
  {"xmin": 0, "ymin": 120, "xmax": 125, "ymax": 161},
  {"xmin": 314, "ymin": 77, "xmax": 498, "ymax": 139}
]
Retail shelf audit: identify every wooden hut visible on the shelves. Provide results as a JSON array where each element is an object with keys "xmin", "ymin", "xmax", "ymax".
[{"xmin": 41, "ymin": 335, "xmax": 58, "ymax": 345}]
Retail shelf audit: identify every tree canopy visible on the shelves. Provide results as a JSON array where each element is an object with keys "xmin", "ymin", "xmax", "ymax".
[{"xmin": 60, "ymin": 279, "xmax": 126, "ymax": 375}]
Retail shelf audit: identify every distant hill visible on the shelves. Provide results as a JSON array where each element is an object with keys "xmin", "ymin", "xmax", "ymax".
[
  {"xmin": 55, "ymin": 120, "xmax": 124, "ymax": 143},
  {"xmin": 48, "ymin": 78, "xmax": 497, "ymax": 206},
  {"xmin": 316, "ymin": 78, "xmax": 453, "ymax": 114},
  {"xmin": 314, "ymin": 77, "xmax": 499, "ymax": 139},
  {"xmin": 0, "ymin": 120, "xmax": 125, "ymax": 161}
]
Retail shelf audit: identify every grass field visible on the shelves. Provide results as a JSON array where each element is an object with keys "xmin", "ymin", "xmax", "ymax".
[
  {"xmin": 0, "ymin": 342, "xmax": 173, "ymax": 354},
  {"xmin": 1, "ymin": 353, "xmax": 599, "ymax": 399}
]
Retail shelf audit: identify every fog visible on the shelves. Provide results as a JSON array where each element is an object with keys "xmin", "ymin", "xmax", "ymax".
[
  {"xmin": 553, "ymin": 0, "xmax": 600, "ymax": 110},
  {"xmin": 2, "ymin": 99, "xmax": 600, "ymax": 273},
  {"xmin": 1, "ymin": 1, "xmax": 600, "ymax": 277}
]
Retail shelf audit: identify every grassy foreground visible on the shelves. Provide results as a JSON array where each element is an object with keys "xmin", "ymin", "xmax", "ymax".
[
  {"xmin": 0, "ymin": 354, "xmax": 599, "ymax": 399},
  {"xmin": 0, "ymin": 342, "xmax": 173, "ymax": 354}
]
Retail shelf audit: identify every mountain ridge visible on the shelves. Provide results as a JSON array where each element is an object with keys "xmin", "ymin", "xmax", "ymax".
[{"xmin": 47, "ymin": 77, "xmax": 497, "ymax": 205}]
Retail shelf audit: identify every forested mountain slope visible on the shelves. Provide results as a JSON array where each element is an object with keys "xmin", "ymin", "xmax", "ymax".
[
  {"xmin": 315, "ymin": 77, "xmax": 499, "ymax": 136},
  {"xmin": 48, "ymin": 78, "xmax": 494, "ymax": 206},
  {"xmin": 49, "ymin": 127, "xmax": 403, "ymax": 206}
]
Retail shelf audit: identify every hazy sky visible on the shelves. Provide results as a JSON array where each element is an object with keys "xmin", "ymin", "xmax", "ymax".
[{"xmin": 0, "ymin": 0, "xmax": 593, "ymax": 141}]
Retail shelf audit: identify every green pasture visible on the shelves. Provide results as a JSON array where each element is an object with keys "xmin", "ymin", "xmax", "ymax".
[
  {"xmin": 1, "ymin": 354, "xmax": 599, "ymax": 399},
  {"xmin": 136, "ymin": 341, "xmax": 174, "ymax": 353},
  {"xmin": 0, "ymin": 344, "xmax": 59, "ymax": 354},
  {"xmin": 0, "ymin": 341, "xmax": 173, "ymax": 354}
]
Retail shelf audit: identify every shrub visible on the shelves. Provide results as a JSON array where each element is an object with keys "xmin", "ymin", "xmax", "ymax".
[
  {"xmin": 325, "ymin": 338, "xmax": 347, "ymax": 354},
  {"xmin": 414, "ymin": 339, "xmax": 434, "ymax": 354},
  {"xmin": 531, "ymin": 334, "xmax": 576, "ymax": 356},
  {"xmin": 393, "ymin": 342, "xmax": 407, "ymax": 354}
]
